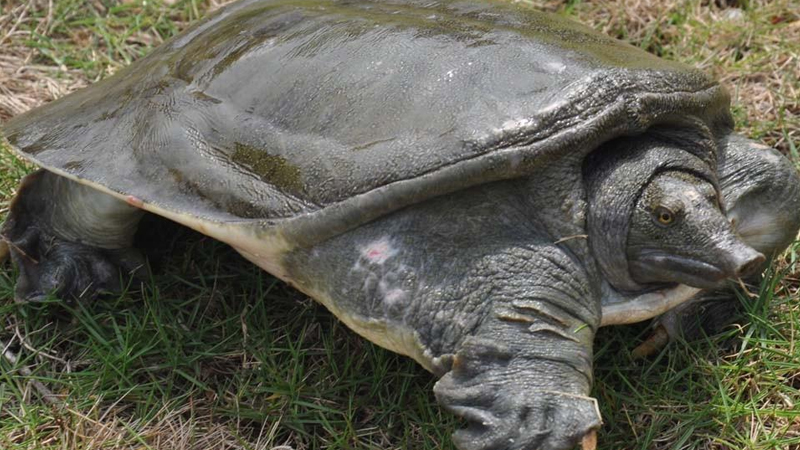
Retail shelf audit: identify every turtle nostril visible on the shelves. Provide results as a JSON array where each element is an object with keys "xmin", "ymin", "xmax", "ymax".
[{"xmin": 735, "ymin": 251, "xmax": 765, "ymax": 278}]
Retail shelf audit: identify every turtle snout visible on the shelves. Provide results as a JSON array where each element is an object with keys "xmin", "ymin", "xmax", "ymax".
[{"xmin": 727, "ymin": 242, "xmax": 765, "ymax": 279}]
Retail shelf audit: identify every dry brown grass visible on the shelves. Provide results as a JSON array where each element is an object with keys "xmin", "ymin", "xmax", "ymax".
[
  {"xmin": 3, "ymin": 398, "xmax": 291, "ymax": 449},
  {"xmin": 0, "ymin": 1, "xmax": 85, "ymax": 120},
  {"xmin": 0, "ymin": 0, "xmax": 234, "ymax": 121}
]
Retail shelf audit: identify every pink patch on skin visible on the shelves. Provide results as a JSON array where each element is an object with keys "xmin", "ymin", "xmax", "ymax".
[
  {"xmin": 125, "ymin": 195, "xmax": 144, "ymax": 208},
  {"xmin": 362, "ymin": 239, "xmax": 396, "ymax": 264}
]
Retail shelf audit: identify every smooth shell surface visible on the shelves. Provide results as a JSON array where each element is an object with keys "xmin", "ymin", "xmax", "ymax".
[{"xmin": 2, "ymin": 0, "xmax": 730, "ymax": 248}]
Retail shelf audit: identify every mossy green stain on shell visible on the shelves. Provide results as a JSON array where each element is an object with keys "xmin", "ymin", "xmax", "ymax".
[
  {"xmin": 168, "ymin": 168, "xmax": 184, "ymax": 183},
  {"xmin": 63, "ymin": 160, "xmax": 84, "ymax": 171},
  {"xmin": 232, "ymin": 142, "xmax": 303, "ymax": 193},
  {"xmin": 211, "ymin": 34, "xmax": 278, "ymax": 78}
]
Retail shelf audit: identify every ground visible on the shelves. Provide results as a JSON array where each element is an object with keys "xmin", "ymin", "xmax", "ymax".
[{"xmin": 0, "ymin": 0, "xmax": 799, "ymax": 449}]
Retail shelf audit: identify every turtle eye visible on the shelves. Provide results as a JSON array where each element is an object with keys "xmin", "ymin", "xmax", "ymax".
[{"xmin": 653, "ymin": 206, "xmax": 677, "ymax": 226}]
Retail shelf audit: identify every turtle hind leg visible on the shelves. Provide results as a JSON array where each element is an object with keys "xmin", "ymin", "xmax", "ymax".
[{"xmin": 2, "ymin": 170, "xmax": 146, "ymax": 302}]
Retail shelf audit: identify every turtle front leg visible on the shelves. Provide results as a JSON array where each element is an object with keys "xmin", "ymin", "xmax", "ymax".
[
  {"xmin": 2, "ymin": 170, "xmax": 145, "ymax": 302},
  {"xmin": 434, "ymin": 244, "xmax": 602, "ymax": 450},
  {"xmin": 637, "ymin": 135, "xmax": 800, "ymax": 353}
]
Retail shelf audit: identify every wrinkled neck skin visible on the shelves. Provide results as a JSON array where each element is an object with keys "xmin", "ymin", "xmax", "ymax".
[
  {"xmin": 583, "ymin": 136, "xmax": 764, "ymax": 316},
  {"xmin": 585, "ymin": 136, "xmax": 716, "ymax": 293},
  {"xmin": 585, "ymin": 135, "xmax": 763, "ymax": 301},
  {"xmin": 595, "ymin": 134, "xmax": 800, "ymax": 326},
  {"xmin": 596, "ymin": 169, "xmax": 762, "ymax": 326},
  {"xmin": 626, "ymin": 171, "xmax": 762, "ymax": 288}
]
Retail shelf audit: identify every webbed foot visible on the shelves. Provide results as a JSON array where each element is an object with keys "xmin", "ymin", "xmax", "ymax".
[
  {"xmin": 3, "ymin": 224, "xmax": 146, "ymax": 302},
  {"xmin": 2, "ymin": 170, "xmax": 145, "ymax": 302},
  {"xmin": 434, "ymin": 337, "xmax": 601, "ymax": 450}
]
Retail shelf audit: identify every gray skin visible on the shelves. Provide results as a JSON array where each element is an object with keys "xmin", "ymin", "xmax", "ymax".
[
  {"xmin": 2, "ymin": 1, "xmax": 800, "ymax": 449},
  {"xmin": 645, "ymin": 135, "xmax": 800, "ymax": 346},
  {"xmin": 627, "ymin": 170, "xmax": 763, "ymax": 289}
]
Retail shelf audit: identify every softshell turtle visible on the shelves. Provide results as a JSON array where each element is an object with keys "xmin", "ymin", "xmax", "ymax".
[{"xmin": 2, "ymin": 0, "xmax": 799, "ymax": 449}]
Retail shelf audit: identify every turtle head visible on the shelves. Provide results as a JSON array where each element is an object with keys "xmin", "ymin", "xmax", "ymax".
[
  {"xmin": 626, "ymin": 170, "xmax": 764, "ymax": 289},
  {"xmin": 585, "ymin": 134, "xmax": 765, "ymax": 293}
]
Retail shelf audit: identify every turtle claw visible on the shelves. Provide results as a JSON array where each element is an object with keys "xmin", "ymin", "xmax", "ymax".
[
  {"xmin": 582, "ymin": 430, "xmax": 597, "ymax": 450},
  {"xmin": 632, "ymin": 288, "xmax": 752, "ymax": 359},
  {"xmin": 0, "ymin": 240, "xmax": 9, "ymax": 264},
  {"xmin": 631, "ymin": 324, "xmax": 670, "ymax": 359}
]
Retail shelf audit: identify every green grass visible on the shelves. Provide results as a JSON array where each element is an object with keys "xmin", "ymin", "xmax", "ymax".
[
  {"xmin": 0, "ymin": 217, "xmax": 456, "ymax": 449},
  {"xmin": 1, "ymin": 0, "xmax": 799, "ymax": 449}
]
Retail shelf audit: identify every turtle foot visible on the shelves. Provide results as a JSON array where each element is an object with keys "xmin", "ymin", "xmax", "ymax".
[
  {"xmin": 434, "ymin": 337, "xmax": 602, "ymax": 450},
  {"xmin": 3, "ymin": 226, "xmax": 146, "ymax": 303},
  {"xmin": 2, "ymin": 216, "xmax": 146, "ymax": 303},
  {"xmin": 2, "ymin": 170, "xmax": 146, "ymax": 302}
]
